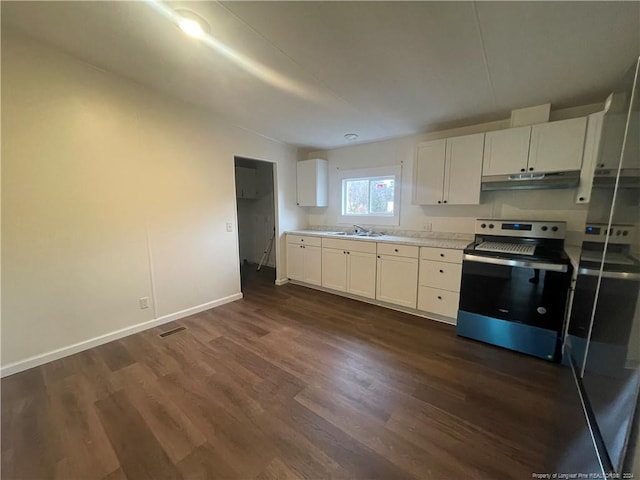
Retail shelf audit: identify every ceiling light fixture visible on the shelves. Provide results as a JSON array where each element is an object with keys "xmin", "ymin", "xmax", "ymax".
[
  {"xmin": 174, "ymin": 8, "xmax": 210, "ymax": 39},
  {"xmin": 179, "ymin": 18, "xmax": 204, "ymax": 38},
  {"xmin": 344, "ymin": 133, "xmax": 359, "ymax": 141}
]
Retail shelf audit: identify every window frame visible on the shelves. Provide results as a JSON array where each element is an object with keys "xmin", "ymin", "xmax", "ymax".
[{"xmin": 338, "ymin": 165, "xmax": 402, "ymax": 226}]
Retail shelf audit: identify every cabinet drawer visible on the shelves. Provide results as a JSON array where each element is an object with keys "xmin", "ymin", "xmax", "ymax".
[
  {"xmin": 419, "ymin": 260, "xmax": 462, "ymax": 292},
  {"xmin": 287, "ymin": 235, "xmax": 322, "ymax": 247},
  {"xmin": 322, "ymin": 237, "xmax": 377, "ymax": 254},
  {"xmin": 420, "ymin": 247, "xmax": 463, "ymax": 264},
  {"xmin": 418, "ymin": 286, "xmax": 460, "ymax": 319},
  {"xmin": 377, "ymin": 243, "xmax": 419, "ymax": 258}
]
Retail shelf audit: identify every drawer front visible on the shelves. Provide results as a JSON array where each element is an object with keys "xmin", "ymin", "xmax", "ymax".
[
  {"xmin": 420, "ymin": 246, "xmax": 463, "ymax": 264},
  {"xmin": 418, "ymin": 286, "xmax": 460, "ymax": 319},
  {"xmin": 419, "ymin": 260, "xmax": 462, "ymax": 292},
  {"xmin": 377, "ymin": 243, "xmax": 419, "ymax": 259},
  {"xmin": 322, "ymin": 237, "xmax": 377, "ymax": 254},
  {"xmin": 287, "ymin": 235, "xmax": 322, "ymax": 247}
]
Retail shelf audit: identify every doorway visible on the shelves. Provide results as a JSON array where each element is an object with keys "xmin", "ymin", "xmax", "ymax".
[{"xmin": 234, "ymin": 156, "xmax": 277, "ymax": 291}]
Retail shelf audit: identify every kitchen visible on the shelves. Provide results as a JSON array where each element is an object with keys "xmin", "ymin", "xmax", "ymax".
[{"xmin": 2, "ymin": 2, "xmax": 639, "ymax": 479}]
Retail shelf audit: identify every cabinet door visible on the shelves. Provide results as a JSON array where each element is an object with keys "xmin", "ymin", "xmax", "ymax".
[
  {"xmin": 482, "ymin": 126, "xmax": 531, "ymax": 176},
  {"xmin": 417, "ymin": 286, "xmax": 460, "ymax": 320},
  {"xmin": 322, "ymin": 248, "xmax": 347, "ymax": 292},
  {"xmin": 347, "ymin": 251, "xmax": 376, "ymax": 299},
  {"xmin": 303, "ymin": 245, "xmax": 322, "ymax": 286},
  {"xmin": 443, "ymin": 133, "xmax": 484, "ymax": 205},
  {"xmin": 528, "ymin": 117, "xmax": 587, "ymax": 173},
  {"xmin": 296, "ymin": 159, "xmax": 328, "ymax": 207},
  {"xmin": 576, "ymin": 112, "xmax": 604, "ymax": 204},
  {"xmin": 419, "ymin": 260, "xmax": 462, "ymax": 292},
  {"xmin": 286, "ymin": 243, "xmax": 304, "ymax": 281},
  {"xmin": 376, "ymin": 255, "xmax": 418, "ymax": 308},
  {"xmin": 414, "ymin": 140, "xmax": 446, "ymax": 205}
]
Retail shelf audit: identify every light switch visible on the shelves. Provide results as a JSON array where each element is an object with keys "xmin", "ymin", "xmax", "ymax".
[{"xmin": 226, "ymin": 222, "xmax": 233, "ymax": 232}]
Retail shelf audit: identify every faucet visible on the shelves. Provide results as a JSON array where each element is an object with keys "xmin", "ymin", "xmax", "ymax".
[{"xmin": 353, "ymin": 224, "xmax": 372, "ymax": 235}]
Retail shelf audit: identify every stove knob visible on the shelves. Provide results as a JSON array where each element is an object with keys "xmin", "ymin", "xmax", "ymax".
[
  {"xmin": 489, "ymin": 224, "xmax": 494, "ymax": 229},
  {"xmin": 480, "ymin": 223, "xmax": 487, "ymax": 229},
  {"xmin": 541, "ymin": 226, "xmax": 548, "ymax": 232},
  {"xmin": 551, "ymin": 226, "xmax": 558, "ymax": 232},
  {"xmin": 623, "ymin": 230, "xmax": 629, "ymax": 236}
]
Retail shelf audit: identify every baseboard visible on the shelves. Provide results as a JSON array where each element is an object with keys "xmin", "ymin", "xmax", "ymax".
[
  {"xmin": 0, "ymin": 292, "xmax": 243, "ymax": 378},
  {"xmin": 275, "ymin": 278, "xmax": 289, "ymax": 286}
]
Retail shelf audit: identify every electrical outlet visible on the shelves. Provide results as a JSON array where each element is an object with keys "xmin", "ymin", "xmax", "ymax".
[
  {"xmin": 139, "ymin": 297, "xmax": 149, "ymax": 309},
  {"xmin": 423, "ymin": 222, "xmax": 432, "ymax": 232},
  {"xmin": 226, "ymin": 222, "xmax": 233, "ymax": 232}
]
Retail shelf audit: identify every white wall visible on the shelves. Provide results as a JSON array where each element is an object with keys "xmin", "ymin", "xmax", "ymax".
[
  {"xmin": 1, "ymin": 30, "xmax": 304, "ymax": 373},
  {"xmin": 305, "ymin": 107, "xmax": 603, "ymax": 245}
]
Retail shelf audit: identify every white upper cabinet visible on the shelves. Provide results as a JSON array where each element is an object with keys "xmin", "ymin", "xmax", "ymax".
[
  {"xmin": 414, "ymin": 133, "xmax": 484, "ymax": 206},
  {"xmin": 528, "ymin": 117, "xmax": 587, "ymax": 173},
  {"xmin": 482, "ymin": 126, "xmax": 532, "ymax": 176},
  {"xmin": 414, "ymin": 139, "xmax": 446, "ymax": 205},
  {"xmin": 444, "ymin": 133, "xmax": 485, "ymax": 205},
  {"xmin": 576, "ymin": 112, "xmax": 604, "ymax": 204},
  {"xmin": 482, "ymin": 118, "xmax": 587, "ymax": 176},
  {"xmin": 235, "ymin": 166, "xmax": 258, "ymax": 199},
  {"xmin": 296, "ymin": 158, "xmax": 328, "ymax": 207}
]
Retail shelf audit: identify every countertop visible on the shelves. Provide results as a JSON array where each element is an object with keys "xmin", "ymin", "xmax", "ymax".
[{"xmin": 286, "ymin": 230, "xmax": 472, "ymax": 250}]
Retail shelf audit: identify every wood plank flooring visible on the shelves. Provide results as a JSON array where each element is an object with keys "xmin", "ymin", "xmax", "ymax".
[{"xmin": 2, "ymin": 267, "xmax": 565, "ymax": 479}]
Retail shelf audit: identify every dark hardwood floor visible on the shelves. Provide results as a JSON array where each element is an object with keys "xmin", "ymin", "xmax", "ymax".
[{"xmin": 2, "ymin": 267, "xmax": 566, "ymax": 479}]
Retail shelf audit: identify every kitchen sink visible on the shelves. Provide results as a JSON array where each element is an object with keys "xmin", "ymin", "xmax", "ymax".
[{"xmin": 344, "ymin": 232, "xmax": 384, "ymax": 237}]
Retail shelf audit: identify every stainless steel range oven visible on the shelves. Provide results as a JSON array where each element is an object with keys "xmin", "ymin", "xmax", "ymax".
[{"xmin": 457, "ymin": 219, "xmax": 573, "ymax": 361}]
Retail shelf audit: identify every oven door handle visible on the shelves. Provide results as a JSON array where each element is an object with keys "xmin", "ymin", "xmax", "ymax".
[
  {"xmin": 578, "ymin": 267, "xmax": 640, "ymax": 280},
  {"xmin": 463, "ymin": 253, "xmax": 568, "ymax": 272}
]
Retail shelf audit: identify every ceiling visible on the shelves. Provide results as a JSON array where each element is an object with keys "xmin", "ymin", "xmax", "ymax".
[{"xmin": 2, "ymin": 1, "xmax": 639, "ymax": 149}]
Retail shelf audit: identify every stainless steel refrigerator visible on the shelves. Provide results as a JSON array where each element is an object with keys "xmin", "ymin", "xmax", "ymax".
[{"xmin": 556, "ymin": 57, "xmax": 640, "ymax": 476}]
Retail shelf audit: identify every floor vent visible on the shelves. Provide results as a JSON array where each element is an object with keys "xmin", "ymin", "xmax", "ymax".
[{"xmin": 159, "ymin": 326, "xmax": 186, "ymax": 338}]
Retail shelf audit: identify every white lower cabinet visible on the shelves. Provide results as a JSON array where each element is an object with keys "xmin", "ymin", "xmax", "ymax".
[
  {"xmin": 303, "ymin": 246, "xmax": 322, "ymax": 285},
  {"xmin": 347, "ymin": 251, "xmax": 377, "ymax": 299},
  {"xmin": 417, "ymin": 287, "xmax": 460, "ymax": 319},
  {"xmin": 322, "ymin": 239, "xmax": 377, "ymax": 299},
  {"xmin": 287, "ymin": 235, "xmax": 465, "ymax": 321},
  {"xmin": 376, "ymin": 244, "xmax": 419, "ymax": 309},
  {"xmin": 322, "ymin": 247, "xmax": 348, "ymax": 292},
  {"xmin": 287, "ymin": 235, "xmax": 321, "ymax": 285},
  {"xmin": 417, "ymin": 247, "xmax": 463, "ymax": 322}
]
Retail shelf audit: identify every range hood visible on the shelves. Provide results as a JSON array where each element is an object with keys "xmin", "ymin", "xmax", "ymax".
[{"xmin": 481, "ymin": 170, "xmax": 580, "ymax": 191}]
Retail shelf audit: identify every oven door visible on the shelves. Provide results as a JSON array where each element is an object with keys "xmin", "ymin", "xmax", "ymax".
[{"xmin": 457, "ymin": 253, "xmax": 571, "ymax": 361}]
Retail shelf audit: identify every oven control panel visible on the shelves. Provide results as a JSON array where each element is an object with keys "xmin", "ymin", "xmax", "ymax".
[
  {"xmin": 584, "ymin": 223, "xmax": 635, "ymax": 245},
  {"xmin": 475, "ymin": 219, "xmax": 566, "ymax": 239}
]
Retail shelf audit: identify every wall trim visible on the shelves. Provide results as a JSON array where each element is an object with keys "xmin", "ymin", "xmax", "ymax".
[
  {"xmin": 275, "ymin": 278, "xmax": 289, "ymax": 286},
  {"xmin": 0, "ymin": 293, "xmax": 243, "ymax": 378}
]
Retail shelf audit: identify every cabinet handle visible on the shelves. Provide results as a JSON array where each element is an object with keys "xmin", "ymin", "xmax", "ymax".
[
  {"xmin": 347, "ymin": 251, "xmax": 350, "ymax": 255},
  {"xmin": 440, "ymin": 253, "xmax": 444, "ymax": 257},
  {"xmin": 443, "ymin": 200, "xmax": 447, "ymax": 204},
  {"xmin": 529, "ymin": 167, "xmax": 534, "ymax": 171},
  {"xmin": 394, "ymin": 249, "xmax": 399, "ymax": 252},
  {"xmin": 437, "ymin": 201, "xmax": 442, "ymax": 204},
  {"xmin": 301, "ymin": 239, "xmax": 304, "ymax": 242},
  {"xmin": 579, "ymin": 197, "xmax": 585, "ymax": 202},
  {"xmin": 437, "ymin": 296, "xmax": 442, "ymax": 300},
  {"xmin": 439, "ymin": 269, "xmax": 444, "ymax": 273},
  {"xmin": 343, "ymin": 251, "xmax": 346, "ymax": 254},
  {"xmin": 520, "ymin": 168, "xmax": 525, "ymax": 172},
  {"xmin": 377, "ymin": 255, "xmax": 381, "ymax": 258}
]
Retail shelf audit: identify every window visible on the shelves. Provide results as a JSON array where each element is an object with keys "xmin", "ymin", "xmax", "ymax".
[
  {"xmin": 339, "ymin": 165, "xmax": 401, "ymax": 226},
  {"xmin": 343, "ymin": 176, "xmax": 395, "ymax": 216}
]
